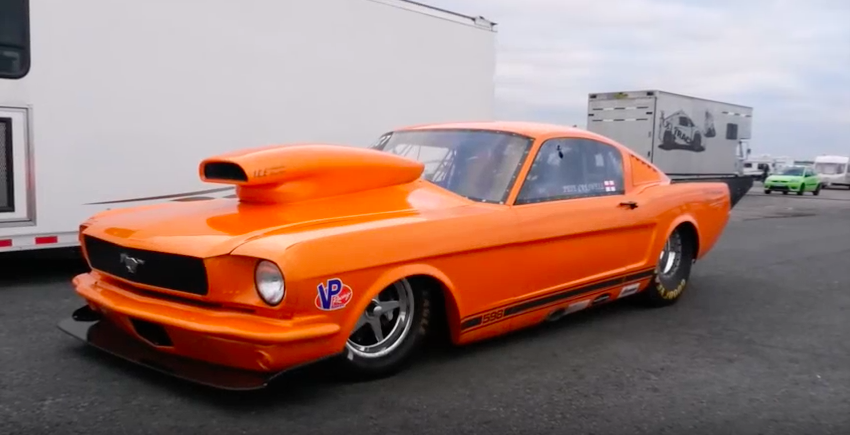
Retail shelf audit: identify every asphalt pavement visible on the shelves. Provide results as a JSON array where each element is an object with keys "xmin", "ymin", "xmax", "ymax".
[{"xmin": 2, "ymin": 187, "xmax": 850, "ymax": 435}]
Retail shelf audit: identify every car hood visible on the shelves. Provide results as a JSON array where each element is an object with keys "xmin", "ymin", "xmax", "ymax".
[
  {"xmin": 766, "ymin": 175, "xmax": 801, "ymax": 182},
  {"xmin": 81, "ymin": 181, "xmax": 471, "ymax": 258}
]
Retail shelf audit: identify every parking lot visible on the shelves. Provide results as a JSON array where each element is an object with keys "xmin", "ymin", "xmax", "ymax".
[{"xmin": 1, "ymin": 186, "xmax": 849, "ymax": 435}]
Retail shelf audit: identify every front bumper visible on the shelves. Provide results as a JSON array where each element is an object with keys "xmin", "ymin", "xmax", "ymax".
[
  {"xmin": 59, "ymin": 273, "xmax": 344, "ymax": 390},
  {"xmin": 764, "ymin": 182, "xmax": 799, "ymax": 191}
]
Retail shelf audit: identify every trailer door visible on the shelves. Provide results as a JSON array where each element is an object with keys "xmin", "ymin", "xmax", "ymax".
[
  {"xmin": 586, "ymin": 96, "xmax": 656, "ymax": 161},
  {"xmin": 0, "ymin": 106, "xmax": 31, "ymax": 224}
]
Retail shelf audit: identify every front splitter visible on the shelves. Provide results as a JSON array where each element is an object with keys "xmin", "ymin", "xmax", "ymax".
[{"xmin": 57, "ymin": 308, "xmax": 286, "ymax": 391}]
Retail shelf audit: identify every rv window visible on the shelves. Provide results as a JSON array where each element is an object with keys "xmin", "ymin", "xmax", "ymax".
[
  {"xmin": 725, "ymin": 123, "xmax": 738, "ymax": 140},
  {"xmin": 744, "ymin": 163, "xmax": 752, "ymax": 168},
  {"xmin": 0, "ymin": 0, "xmax": 30, "ymax": 79},
  {"xmin": 678, "ymin": 117, "xmax": 689, "ymax": 127},
  {"xmin": 814, "ymin": 163, "xmax": 847, "ymax": 175}
]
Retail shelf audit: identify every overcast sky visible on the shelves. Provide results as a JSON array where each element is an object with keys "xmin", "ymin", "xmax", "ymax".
[{"xmin": 425, "ymin": 0, "xmax": 850, "ymax": 160}]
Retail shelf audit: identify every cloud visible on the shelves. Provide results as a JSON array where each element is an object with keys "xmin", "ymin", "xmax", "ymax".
[{"xmin": 423, "ymin": 0, "xmax": 850, "ymax": 157}]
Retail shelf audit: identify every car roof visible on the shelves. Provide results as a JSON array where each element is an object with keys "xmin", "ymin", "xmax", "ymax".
[{"xmin": 395, "ymin": 121, "xmax": 608, "ymax": 140}]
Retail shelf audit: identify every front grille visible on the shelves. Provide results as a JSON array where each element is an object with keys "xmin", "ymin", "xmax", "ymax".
[{"xmin": 83, "ymin": 235, "xmax": 209, "ymax": 296}]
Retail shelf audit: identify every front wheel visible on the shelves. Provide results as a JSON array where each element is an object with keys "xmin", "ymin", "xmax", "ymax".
[
  {"xmin": 797, "ymin": 185, "xmax": 805, "ymax": 195},
  {"xmin": 764, "ymin": 189, "xmax": 772, "ymax": 194},
  {"xmin": 640, "ymin": 227, "xmax": 695, "ymax": 307},
  {"xmin": 814, "ymin": 184, "xmax": 822, "ymax": 196},
  {"xmin": 337, "ymin": 278, "xmax": 433, "ymax": 380}
]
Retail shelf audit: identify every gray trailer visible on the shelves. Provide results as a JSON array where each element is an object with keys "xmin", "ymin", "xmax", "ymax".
[
  {"xmin": 586, "ymin": 90, "xmax": 754, "ymax": 204},
  {"xmin": 587, "ymin": 90, "xmax": 753, "ymax": 176}
]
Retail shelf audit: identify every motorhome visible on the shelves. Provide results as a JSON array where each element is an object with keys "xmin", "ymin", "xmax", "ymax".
[
  {"xmin": 742, "ymin": 154, "xmax": 795, "ymax": 180},
  {"xmin": 0, "ymin": 0, "xmax": 497, "ymax": 252},
  {"xmin": 812, "ymin": 155, "xmax": 850, "ymax": 189}
]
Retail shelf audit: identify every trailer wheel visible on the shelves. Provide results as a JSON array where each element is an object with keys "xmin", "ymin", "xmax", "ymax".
[{"xmin": 691, "ymin": 133, "xmax": 704, "ymax": 151}]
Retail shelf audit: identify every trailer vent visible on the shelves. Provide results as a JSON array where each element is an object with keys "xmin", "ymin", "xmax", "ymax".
[{"xmin": 203, "ymin": 162, "xmax": 248, "ymax": 182}]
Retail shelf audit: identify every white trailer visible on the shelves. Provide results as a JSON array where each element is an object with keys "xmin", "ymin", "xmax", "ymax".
[
  {"xmin": 0, "ymin": 0, "xmax": 497, "ymax": 252},
  {"xmin": 586, "ymin": 90, "xmax": 753, "ymax": 177},
  {"xmin": 812, "ymin": 155, "xmax": 850, "ymax": 189}
]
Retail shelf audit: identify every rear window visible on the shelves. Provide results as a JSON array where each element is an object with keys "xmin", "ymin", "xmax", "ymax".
[{"xmin": 0, "ymin": 0, "xmax": 31, "ymax": 79}]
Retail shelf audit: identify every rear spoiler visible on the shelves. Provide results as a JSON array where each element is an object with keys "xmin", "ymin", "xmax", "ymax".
[{"xmin": 667, "ymin": 174, "xmax": 754, "ymax": 209}]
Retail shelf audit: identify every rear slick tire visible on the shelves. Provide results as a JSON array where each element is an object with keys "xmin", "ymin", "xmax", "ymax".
[
  {"xmin": 335, "ymin": 278, "xmax": 433, "ymax": 381},
  {"xmin": 640, "ymin": 227, "xmax": 695, "ymax": 307}
]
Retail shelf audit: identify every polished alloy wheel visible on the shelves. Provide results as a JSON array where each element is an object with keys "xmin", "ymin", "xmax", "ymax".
[
  {"xmin": 346, "ymin": 279, "xmax": 415, "ymax": 359},
  {"xmin": 658, "ymin": 231, "xmax": 683, "ymax": 278}
]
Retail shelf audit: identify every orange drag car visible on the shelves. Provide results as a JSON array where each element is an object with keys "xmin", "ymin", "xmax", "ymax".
[{"xmin": 58, "ymin": 122, "xmax": 749, "ymax": 390}]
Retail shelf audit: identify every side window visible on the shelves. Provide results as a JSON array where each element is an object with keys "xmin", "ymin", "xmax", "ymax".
[
  {"xmin": 0, "ymin": 0, "xmax": 31, "ymax": 79},
  {"xmin": 726, "ymin": 123, "xmax": 738, "ymax": 140},
  {"xmin": 515, "ymin": 138, "xmax": 625, "ymax": 204}
]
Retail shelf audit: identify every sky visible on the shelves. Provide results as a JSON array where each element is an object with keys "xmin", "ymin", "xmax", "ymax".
[{"xmin": 424, "ymin": 0, "xmax": 850, "ymax": 160}]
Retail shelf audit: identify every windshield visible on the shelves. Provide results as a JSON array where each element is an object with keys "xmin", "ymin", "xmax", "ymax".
[
  {"xmin": 780, "ymin": 167, "xmax": 805, "ymax": 176},
  {"xmin": 814, "ymin": 162, "xmax": 846, "ymax": 175},
  {"xmin": 372, "ymin": 129, "xmax": 533, "ymax": 203}
]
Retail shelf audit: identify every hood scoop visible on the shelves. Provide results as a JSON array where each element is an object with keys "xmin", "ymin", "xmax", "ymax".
[{"xmin": 199, "ymin": 143, "xmax": 424, "ymax": 204}]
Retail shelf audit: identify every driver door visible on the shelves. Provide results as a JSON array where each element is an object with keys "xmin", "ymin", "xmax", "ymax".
[
  {"xmin": 511, "ymin": 137, "xmax": 656, "ymax": 297},
  {"xmin": 803, "ymin": 168, "xmax": 820, "ymax": 191}
]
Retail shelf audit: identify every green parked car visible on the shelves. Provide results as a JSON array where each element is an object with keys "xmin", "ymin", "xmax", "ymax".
[{"xmin": 764, "ymin": 166, "xmax": 823, "ymax": 195}]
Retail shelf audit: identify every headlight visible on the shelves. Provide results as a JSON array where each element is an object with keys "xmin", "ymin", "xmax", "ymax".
[{"xmin": 254, "ymin": 260, "xmax": 285, "ymax": 306}]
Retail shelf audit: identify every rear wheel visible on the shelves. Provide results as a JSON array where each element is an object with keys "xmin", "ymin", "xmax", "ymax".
[
  {"xmin": 640, "ymin": 227, "xmax": 695, "ymax": 307},
  {"xmin": 764, "ymin": 189, "xmax": 772, "ymax": 194},
  {"xmin": 337, "ymin": 278, "xmax": 433, "ymax": 380},
  {"xmin": 814, "ymin": 184, "xmax": 822, "ymax": 196}
]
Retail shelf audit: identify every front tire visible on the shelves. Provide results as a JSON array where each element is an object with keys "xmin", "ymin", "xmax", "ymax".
[
  {"xmin": 814, "ymin": 184, "xmax": 822, "ymax": 196},
  {"xmin": 764, "ymin": 189, "xmax": 772, "ymax": 194},
  {"xmin": 337, "ymin": 278, "xmax": 433, "ymax": 380},
  {"xmin": 640, "ymin": 227, "xmax": 695, "ymax": 307}
]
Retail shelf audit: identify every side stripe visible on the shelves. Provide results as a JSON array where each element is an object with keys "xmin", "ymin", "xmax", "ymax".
[{"xmin": 460, "ymin": 268, "xmax": 655, "ymax": 331}]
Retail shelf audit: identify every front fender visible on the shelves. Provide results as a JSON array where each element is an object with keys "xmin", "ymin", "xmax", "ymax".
[{"xmin": 341, "ymin": 263, "xmax": 462, "ymax": 343}]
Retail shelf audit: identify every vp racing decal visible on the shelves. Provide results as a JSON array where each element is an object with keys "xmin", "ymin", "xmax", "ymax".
[{"xmin": 315, "ymin": 278, "xmax": 353, "ymax": 311}]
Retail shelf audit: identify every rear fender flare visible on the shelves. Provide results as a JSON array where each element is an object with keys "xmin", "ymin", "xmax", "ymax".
[
  {"xmin": 659, "ymin": 214, "xmax": 702, "ymax": 261},
  {"xmin": 343, "ymin": 264, "xmax": 462, "ymax": 342}
]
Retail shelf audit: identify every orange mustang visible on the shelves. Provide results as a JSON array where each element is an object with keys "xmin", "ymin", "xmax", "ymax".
[{"xmin": 59, "ymin": 122, "xmax": 747, "ymax": 390}]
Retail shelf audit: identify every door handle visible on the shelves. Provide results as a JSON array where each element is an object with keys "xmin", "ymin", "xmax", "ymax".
[{"xmin": 619, "ymin": 201, "xmax": 638, "ymax": 209}]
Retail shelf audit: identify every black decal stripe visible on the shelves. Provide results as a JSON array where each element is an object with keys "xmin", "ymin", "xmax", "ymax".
[
  {"xmin": 85, "ymin": 187, "xmax": 235, "ymax": 205},
  {"xmin": 460, "ymin": 317, "xmax": 482, "ymax": 329},
  {"xmin": 460, "ymin": 268, "xmax": 656, "ymax": 331}
]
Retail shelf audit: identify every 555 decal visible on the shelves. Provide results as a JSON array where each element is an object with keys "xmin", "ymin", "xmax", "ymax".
[{"xmin": 315, "ymin": 278, "xmax": 353, "ymax": 311}]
